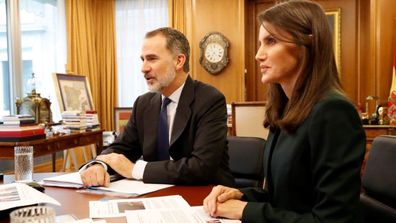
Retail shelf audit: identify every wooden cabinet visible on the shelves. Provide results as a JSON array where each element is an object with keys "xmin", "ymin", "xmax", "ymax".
[{"xmin": 364, "ymin": 125, "xmax": 396, "ymax": 145}]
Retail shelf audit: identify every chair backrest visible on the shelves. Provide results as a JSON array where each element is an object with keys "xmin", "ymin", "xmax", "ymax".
[
  {"xmin": 114, "ymin": 107, "xmax": 133, "ymax": 134},
  {"xmin": 227, "ymin": 136, "xmax": 265, "ymax": 188},
  {"xmin": 361, "ymin": 135, "xmax": 396, "ymax": 222},
  {"xmin": 231, "ymin": 101, "xmax": 268, "ymax": 140}
]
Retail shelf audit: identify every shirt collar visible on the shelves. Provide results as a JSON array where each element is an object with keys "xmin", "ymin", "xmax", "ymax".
[{"xmin": 161, "ymin": 82, "xmax": 185, "ymax": 104}]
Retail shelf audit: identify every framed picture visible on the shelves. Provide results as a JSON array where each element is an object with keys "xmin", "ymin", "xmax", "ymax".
[
  {"xmin": 53, "ymin": 73, "xmax": 94, "ymax": 112},
  {"xmin": 114, "ymin": 107, "xmax": 133, "ymax": 133},
  {"xmin": 326, "ymin": 8, "xmax": 342, "ymax": 75}
]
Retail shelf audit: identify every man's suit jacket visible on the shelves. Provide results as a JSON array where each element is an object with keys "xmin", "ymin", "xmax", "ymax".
[
  {"xmin": 240, "ymin": 92, "xmax": 366, "ymax": 223},
  {"xmin": 103, "ymin": 76, "xmax": 235, "ymax": 186}
]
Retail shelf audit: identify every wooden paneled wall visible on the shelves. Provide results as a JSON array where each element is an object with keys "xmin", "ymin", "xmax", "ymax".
[
  {"xmin": 185, "ymin": 0, "xmax": 245, "ymax": 103},
  {"xmin": 317, "ymin": 0, "xmax": 358, "ymax": 102},
  {"xmin": 183, "ymin": 0, "xmax": 396, "ymax": 107},
  {"xmin": 362, "ymin": 0, "xmax": 396, "ymax": 106}
]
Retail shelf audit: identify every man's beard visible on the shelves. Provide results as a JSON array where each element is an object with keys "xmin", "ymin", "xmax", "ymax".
[{"xmin": 148, "ymin": 68, "xmax": 176, "ymax": 93}]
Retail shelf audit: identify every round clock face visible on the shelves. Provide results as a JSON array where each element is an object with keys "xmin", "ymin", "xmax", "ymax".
[
  {"xmin": 204, "ymin": 43, "xmax": 224, "ymax": 63},
  {"xmin": 199, "ymin": 32, "xmax": 230, "ymax": 75}
]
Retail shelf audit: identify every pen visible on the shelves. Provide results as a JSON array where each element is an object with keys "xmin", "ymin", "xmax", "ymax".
[{"xmin": 76, "ymin": 188, "xmax": 137, "ymax": 198}]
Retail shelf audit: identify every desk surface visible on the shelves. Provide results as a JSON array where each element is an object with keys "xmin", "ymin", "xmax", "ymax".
[{"xmin": 0, "ymin": 173, "xmax": 212, "ymax": 223}]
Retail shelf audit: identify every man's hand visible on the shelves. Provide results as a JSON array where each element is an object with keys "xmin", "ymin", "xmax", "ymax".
[
  {"xmin": 96, "ymin": 153, "xmax": 134, "ymax": 179},
  {"xmin": 80, "ymin": 164, "xmax": 110, "ymax": 187}
]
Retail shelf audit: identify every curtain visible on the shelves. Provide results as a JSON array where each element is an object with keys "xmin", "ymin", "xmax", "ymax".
[
  {"xmin": 115, "ymin": 0, "xmax": 168, "ymax": 107},
  {"xmin": 168, "ymin": 0, "xmax": 192, "ymax": 78},
  {"xmin": 168, "ymin": 0, "xmax": 185, "ymax": 33},
  {"xmin": 94, "ymin": 0, "xmax": 117, "ymax": 130},
  {"xmin": 65, "ymin": 0, "xmax": 117, "ymax": 130}
]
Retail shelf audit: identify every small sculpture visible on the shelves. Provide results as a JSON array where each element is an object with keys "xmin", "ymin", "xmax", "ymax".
[{"xmin": 15, "ymin": 73, "xmax": 52, "ymax": 124}]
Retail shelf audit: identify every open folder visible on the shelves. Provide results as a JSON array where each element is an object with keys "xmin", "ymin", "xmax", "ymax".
[{"xmin": 41, "ymin": 172, "xmax": 174, "ymax": 196}]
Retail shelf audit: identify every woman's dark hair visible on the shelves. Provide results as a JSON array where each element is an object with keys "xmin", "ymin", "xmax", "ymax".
[{"xmin": 259, "ymin": 0, "xmax": 343, "ymax": 132}]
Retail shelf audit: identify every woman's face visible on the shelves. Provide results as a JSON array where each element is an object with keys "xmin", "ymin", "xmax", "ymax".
[{"xmin": 255, "ymin": 23, "xmax": 303, "ymax": 91}]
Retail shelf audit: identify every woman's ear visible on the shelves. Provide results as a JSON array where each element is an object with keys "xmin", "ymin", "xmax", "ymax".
[{"xmin": 175, "ymin": 54, "xmax": 186, "ymax": 71}]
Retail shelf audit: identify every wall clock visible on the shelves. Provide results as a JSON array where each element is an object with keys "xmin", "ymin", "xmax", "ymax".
[{"xmin": 199, "ymin": 32, "xmax": 230, "ymax": 75}]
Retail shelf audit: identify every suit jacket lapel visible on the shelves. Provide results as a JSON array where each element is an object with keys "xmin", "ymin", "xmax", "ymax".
[
  {"xmin": 170, "ymin": 76, "xmax": 193, "ymax": 147},
  {"xmin": 263, "ymin": 128, "xmax": 280, "ymax": 189},
  {"xmin": 143, "ymin": 94, "xmax": 162, "ymax": 160}
]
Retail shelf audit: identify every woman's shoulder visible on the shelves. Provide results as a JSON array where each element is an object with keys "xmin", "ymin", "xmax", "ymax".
[
  {"xmin": 306, "ymin": 91, "xmax": 363, "ymax": 135},
  {"xmin": 306, "ymin": 91, "xmax": 361, "ymax": 124},
  {"xmin": 314, "ymin": 91, "xmax": 356, "ymax": 112}
]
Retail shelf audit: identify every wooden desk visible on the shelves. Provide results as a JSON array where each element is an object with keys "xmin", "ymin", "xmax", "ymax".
[
  {"xmin": 363, "ymin": 125, "xmax": 396, "ymax": 145},
  {"xmin": 0, "ymin": 130, "xmax": 104, "ymax": 172},
  {"xmin": 0, "ymin": 173, "xmax": 212, "ymax": 223}
]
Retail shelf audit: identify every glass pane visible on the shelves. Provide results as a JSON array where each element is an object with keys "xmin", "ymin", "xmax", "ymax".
[
  {"xmin": 116, "ymin": 0, "xmax": 168, "ymax": 107},
  {"xmin": 20, "ymin": 0, "xmax": 66, "ymax": 121},
  {"xmin": 0, "ymin": 0, "xmax": 10, "ymax": 116}
]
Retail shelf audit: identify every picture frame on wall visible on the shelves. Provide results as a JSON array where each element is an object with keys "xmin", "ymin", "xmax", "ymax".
[
  {"xmin": 53, "ymin": 73, "xmax": 94, "ymax": 112},
  {"xmin": 114, "ymin": 107, "xmax": 133, "ymax": 133},
  {"xmin": 325, "ymin": 8, "xmax": 342, "ymax": 75}
]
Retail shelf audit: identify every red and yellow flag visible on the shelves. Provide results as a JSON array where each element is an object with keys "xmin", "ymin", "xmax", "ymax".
[{"xmin": 388, "ymin": 35, "xmax": 396, "ymax": 124}]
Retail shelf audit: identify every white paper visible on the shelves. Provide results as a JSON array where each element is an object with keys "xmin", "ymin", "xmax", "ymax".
[
  {"xmin": 56, "ymin": 217, "xmax": 107, "ymax": 223},
  {"xmin": 0, "ymin": 183, "xmax": 60, "ymax": 211},
  {"xmin": 125, "ymin": 206, "xmax": 241, "ymax": 223},
  {"xmin": 94, "ymin": 179, "xmax": 173, "ymax": 196},
  {"xmin": 126, "ymin": 208, "xmax": 196, "ymax": 223},
  {"xmin": 89, "ymin": 195, "xmax": 190, "ymax": 218},
  {"xmin": 42, "ymin": 172, "xmax": 84, "ymax": 188},
  {"xmin": 191, "ymin": 206, "xmax": 241, "ymax": 223},
  {"xmin": 41, "ymin": 172, "xmax": 173, "ymax": 196},
  {"xmin": 66, "ymin": 219, "xmax": 106, "ymax": 223}
]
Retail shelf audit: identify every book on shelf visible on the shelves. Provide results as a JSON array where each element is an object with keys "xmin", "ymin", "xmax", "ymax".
[
  {"xmin": 0, "ymin": 134, "xmax": 46, "ymax": 142},
  {"xmin": 0, "ymin": 123, "xmax": 38, "ymax": 129},
  {"xmin": 2, "ymin": 114, "xmax": 35, "ymax": 120},
  {"xmin": 2, "ymin": 119, "xmax": 36, "ymax": 125},
  {"xmin": 1, "ymin": 115, "xmax": 35, "ymax": 125},
  {"xmin": 0, "ymin": 127, "xmax": 45, "ymax": 137},
  {"xmin": 60, "ymin": 110, "xmax": 82, "ymax": 116},
  {"xmin": 0, "ymin": 126, "xmax": 45, "ymax": 141},
  {"xmin": 85, "ymin": 110, "xmax": 97, "ymax": 114},
  {"xmin": 61, "ymin": 110, "xmax": 100, "ymax": 132}
]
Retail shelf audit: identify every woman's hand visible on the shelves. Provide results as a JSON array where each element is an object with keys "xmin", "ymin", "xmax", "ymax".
[
  {"xmin": 215, "ymin": 199, "xmax": 247, "ymax": 219},
  {"xmin": 203, "ymin": 185, "xmax": 244, "ymax": 217}
]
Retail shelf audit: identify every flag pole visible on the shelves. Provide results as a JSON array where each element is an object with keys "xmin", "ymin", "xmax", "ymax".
[{"xmin": 388, "ymin": 18, "xmax": 396, "ymax": 125}]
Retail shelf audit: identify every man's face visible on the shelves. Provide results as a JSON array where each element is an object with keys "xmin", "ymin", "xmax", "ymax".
[{"xmin": 140, "ymin": 35, "xmax": 177, "ymax": 93}]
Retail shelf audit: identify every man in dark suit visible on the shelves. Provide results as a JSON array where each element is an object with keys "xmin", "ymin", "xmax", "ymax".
[{"xmin": 80, "ymin": 27, "xmax": 234, "ymax": 187}]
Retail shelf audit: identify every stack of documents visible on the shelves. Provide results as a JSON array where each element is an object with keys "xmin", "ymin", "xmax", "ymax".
[
  {"xmin": 41, "ymin": 172, "xmax": 174, "ymax": 197},
  {"xmin": 89, "ymin": 195, "xmax": 240, "ymax": 222},
  {"xmin": 0, "ymin": 183, "xmax": 60, "ymax": 211}
]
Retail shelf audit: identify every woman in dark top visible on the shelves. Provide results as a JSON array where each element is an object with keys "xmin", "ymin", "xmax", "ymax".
[{"xmin": 203, "ymin": 1, "xmax": 366, "ymax": 222}]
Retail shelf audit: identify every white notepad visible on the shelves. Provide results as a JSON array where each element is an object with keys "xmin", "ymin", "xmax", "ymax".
[{"xmin": 41, "ymin": 172, "xmax": 174, "ymax": 196}]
